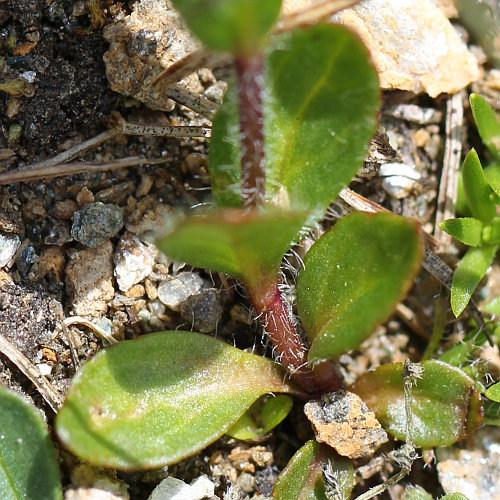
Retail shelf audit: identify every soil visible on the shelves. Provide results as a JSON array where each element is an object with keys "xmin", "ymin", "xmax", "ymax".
[{"xmin": 0, "ymin": 1, "xmax": 499, "ymax": 499}]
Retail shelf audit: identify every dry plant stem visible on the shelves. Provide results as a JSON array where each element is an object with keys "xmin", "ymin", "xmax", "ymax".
[
  {"xmin": 0, "ymin": 156, "xmax": 166, "ymax": 185},
  {"xmin": 235, "ymin": 54, "xmax": 266, "ymax": 209},
  {"xmin": 0, "ymin": 334, "xmax": 63, "ymax": 412},
  {"xmin": 434, "ymin": 91, "xmax": 464, "ymax": 250},
  {"xmin": 250, "ymin": 278, "xmax": 339, "ymax": 395}
]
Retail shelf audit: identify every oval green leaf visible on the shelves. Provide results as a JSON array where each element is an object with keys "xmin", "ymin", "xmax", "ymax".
[
  {"xmin": 451, "ymin": 244, "xmax": 498, "ymax": 317},
  {"xmin": 226, "ymin": 394, "xmax": 293, "ymax": 440},
  {"xmin": 209, "ymin": 24, "xmax": 380, "ymax": 220},
  {"xmin": 462, "ymin": 149, "xmax": 497, "ymax": 223},
  {"xmin": 350, "ymin": 360, "xmax": 483, "ymax": 448},
  {"xmin": 273, "ymin": 440, "xmax": 353, "ymax": 500},
  {"xmin": 438, "ymin": 218, "xmax": 483, "ymax": 246},
  {"xmin": 0, "ymin": 386, "xmax": 62, "ymax": 500},
  {"xmin": 470, "ymin": 93, "xmax": 500, "ymax": 162},
  {"xmin": 297, "ymin": 212, "xmax": 422, "ymax": 363},
  {"xmin": 485, "ymin": 382, "xmax": 500, "ymax": 403},
  {"xmin": 157, "ymin": 210, "xmax": 307, "ymax": 289},
  {"xmin": 171, "ymin": 0, "xmax": 281, "ymax": 54},
  {"xmin": 56, "ymin": 331, "xmax": 300, "ymax": 469},
  {"xmin": 263, "ymin": 25, "xmax": 380, "ymax": 218}
]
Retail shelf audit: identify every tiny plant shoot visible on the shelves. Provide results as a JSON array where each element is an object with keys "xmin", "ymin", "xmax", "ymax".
[{"xmin": 52, "ymin": 1, "xmax": 488, "ymax": 498}]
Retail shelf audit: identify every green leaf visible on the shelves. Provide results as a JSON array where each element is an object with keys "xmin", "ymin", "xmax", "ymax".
[
  {"xmin": 297, "ymin": 213, "xmax": 422, "ymax": 363},
  {"xmin": 0, "ymin": 386, "xmax": 62, "ymax": 500},
  {"xmin": 56, "ymin": 331, "xmax": 300, "ymax": 469},
  {"xmin": 273, "ymin": 440, "xmax": 353, "ymax": 500},
  {"xmin": 226, "ymin": 394, "xmax": 293, "ymax": 440},
  {"xmin": 156, "ymin": 210, "xmax": 307, "ymax": 290},
  {"xmin": 439, "ymin": 328, "xmax": 487, "ymax": 367},
  {"xmin": 470, "ymin": 93, "xmax": 500, "ymax": 162},
  {"xmin": 171, "ymin": 0, "xmax": 281, "ymax": 54},
  {"xmin": 404, "ymin": 485, "xmax": 433, "ymax": 500},
  {"xmin": 483, "ymin": 399, "xmax": 500, "ymax": 426},
  {"xmin": 349, "ymin": 360, "xmax": 483, "ymax": 448},
  {"xmin": 484, "ymin": 164, "xmax": 500, "ymax": 197},
  {"xmin": 209, "ymin": 24, "xmax": 380, "ymax": 219},
  {"xmin": 481, "ymin": 218, "xmax": 500, "ymax": 244},
  {"xmin": 485, "ymin": 382, "xmax": 500, "ymax": 402},
  {"xmin": 441, "ymin": 495, "xmax": 470, "ymax": 500},
  {"xmin": 438, "ymin": 218, "xmax": 483, "ymax": 246},
  {"xmin": 462, "ymin": 149, "xmax": 497, "ymax": 223},
  {"xmin": 451, "ymin": 244, "xmax": 497, "ymax": 317}
]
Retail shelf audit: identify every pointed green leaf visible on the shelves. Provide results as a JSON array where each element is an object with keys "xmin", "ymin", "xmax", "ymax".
[
  {"xmin": 157, "ymin": 210, "xmax": 307, "ymax": 289},
  {"xmin": 484, "ymin": 399, "xmax": 500, "ymax": 426},
  {"xmin": 462, "ymin": 149, "xmax": 497, "ymax": 223},
  {"xmin": 484, "ymin": 164, "xmax": 500, "ymax": 197},
  {"xmin": 438, "ymin": 218, "xmax": 483, "ymax": 246},
  {"xmin": 485, "ymin": 382, "xmax": 500, "ymax": 403},
  {"xmin": 350, "ymin": 360, "xmax": 483, "ymax": 448},
  {"xmin": 441, "ymin": 495, "xmax": 470, "ymax": 500},
  {"xmin": 297, "ymin": 213, "xmax": 422, "ymax": 363},
  {"xmin": 56, "ymin": 331, "xmax": 300, "ymax": 469},
  {"xmin": 209, "ymin": 24, "xmax": 380, "ymax": 219},
  {"xmin": 451, "ymin": 244, "xmax": 497, "ymax": 317},
  {"xmin": 439, "ymin": 328, "xmax": 487, "ymax": 367},
  {"xmin": 170, "ymin": 0, "xmax": 281, "ymax": 54},
  {"xmin": 0, "ymin": 386, "xmax": 62, "ymax": 500},
  {"xmin": 226, "ymin": 394, "xmax": 293, "ymax": 440},
  {"xmin": 273, "ymin": 440, "xmax": 353, "ymax": 500},
  {"xmin": 470, "ymin": 93, "xmax": 500, "ymax": 161}
]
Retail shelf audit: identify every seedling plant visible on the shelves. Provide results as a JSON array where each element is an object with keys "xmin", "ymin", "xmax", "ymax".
[{"xmin": 0, "ymin": 1, "xmax": 495, "ymax": 499}]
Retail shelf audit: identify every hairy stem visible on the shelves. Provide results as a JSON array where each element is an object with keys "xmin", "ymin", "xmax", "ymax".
[
  {"xmin": 250, "ymin": 278, "xmax": 339, "ymax": 395},
  {"xmin": 235, "ymin": 54, "xmax": 266, "ymax": 209}
]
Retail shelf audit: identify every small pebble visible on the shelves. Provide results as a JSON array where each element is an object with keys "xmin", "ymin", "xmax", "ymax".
[
  {"xmin": 114, "ymin": 232, "xmax": 157, "ymax": 292},
  {"xmin": 157, "ymin": 272, "xmax": 207, "ymax": 312},
  {"xmin": 180, "ymin": 288, "xmax": 223, "ymax": 333},
  {"xmin": 76, "ymin": 186, "xmax": 95, "ymax": 206},
  {"xmin": 0, "ymin": 231, "xmax": 20, "ymax": 268},
  {"xmin": 72, "ymin": 203, "xmax": 123, "ymax": 248},
  {"xmin": 148, "ymin": 476, "xmax": 214, "ymax": 500},
  {"xmin": 55, "ymin": 199, "xmax": 79, "ymax": 220},
  {"xmin": 36, "ymin": 363, "xmax": 52, "ymax": 376},
  {"xmin": 16, "ymin": 244, "xmax": 35, "ymax": 276},
  {"xmin": 65, "ymin": 488, "xmax": 128, "ymax": 500},
  {"xmin": 236, "ymin": 472, "xmax": 255, "ymax": 494}
]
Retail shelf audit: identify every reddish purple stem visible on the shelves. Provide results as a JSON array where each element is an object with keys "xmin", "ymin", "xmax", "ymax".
[
  {"xmin": 235, "ymin": 54, "xmax": 266, "ymax": 209},
  {"xmin": 250, "ymin": 279, "xmax": 339, "ymax": 396}
]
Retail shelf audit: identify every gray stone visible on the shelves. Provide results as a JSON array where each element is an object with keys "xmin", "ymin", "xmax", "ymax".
[
  {"xmin": 71, "ymin": 202, "xmax": 123, "ymax": 248},
  {"xmin": 157, "ymin": 272, "xmax": 207, "ymax": 311},
  {"xmin": 114, "ymin": 232, "xmax": 158, "ymax": 292},
  {"xmin": 148, "ymin": 476, "xmax": 213, "ymax": 500},
  {"xmin": 0, "ymin": 231, "xmax": 20, "ymax": 268},
  {"xmin": 180, "ymin": 289, "xmax": 223, "ymax": 333}
]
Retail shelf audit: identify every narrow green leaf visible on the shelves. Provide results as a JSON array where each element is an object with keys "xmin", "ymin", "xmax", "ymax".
[
  {"xmin": 451, "ymin": 244, "xmax": 497, "ymax": 317},
  {"xmin": 462, "ymin": 149, "xmax": 497, "ymax": 223},
  {"xmin": 273, "ymin": 440, "xmax": 353, "ymax": 500},
  {"xmin": 226, "ymin": 394, "xmax": 293, "ymax": 440},
  {"xmin": 350, "ymin": 360, "xmax": 483, "ymax": 448},
  {"xmin": 297, "ymin": 213, "xmax": 422, "ymax": 363},
  {"xmin": 439, "ymin": 328, "xmax": 487, "ymax": 367},
  {"xmin": 438, "ymin": 218, "xmax": 483, "ymax": 246},
  {"xmin": 484, "ymin": 295, "xmax": 500, "ymax": 315},
  {"xmin": 0, "ymin": 386, "xmax": 62, "ymax": 500},
  {"xmin": 404, "ymin": 485, "xmax": 433, "ymax": 500},
  {"xmin": 157, "ymin": 210, "xmax": 307, "ymax": 290},
  {"xmin": 470, "ymin": 93, "xmax": 500, "ymax": 162},
  {"xmin": 485, "ymin": 382, "xmax": 500, "ymax": 403},
  {"xmin": 209, "ymin": 25, "xmax": 380, "ymax": 219},
  {"xmin": 56, "ymin": 331, "xmax": 300, "ymax": 469},
  {"xmin": 483, "ymin": 399, "xmax": 500, "ymax": 426},
  {"xmin": 441, "ymin": 495, "xmax": 470, "ymax": 500},
  {"xmin": 171, "ymin": 0, "xmax": 281, "ymax": 54},
  {"xmin": 484, "ymin": 164, "xmax": 500, "ymax": 197}
]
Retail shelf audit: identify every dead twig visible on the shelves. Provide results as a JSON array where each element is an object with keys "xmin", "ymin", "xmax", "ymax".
[
  {"xmin": 434, "ymin": 91, "xmax": 465, "ymax": 250},
  {"xmin": 0, "ymin": 156, "xmax": 167, "ymax": 185},
  {"xmin": 0, "ymin": 334, "xmax": 63, "ymax": 412}
]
